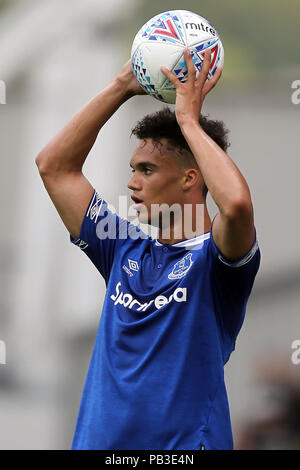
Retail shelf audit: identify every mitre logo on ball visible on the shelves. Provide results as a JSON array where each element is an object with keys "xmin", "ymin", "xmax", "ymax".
[{"xmin": 131, "ymin": 10, "xmax": 224, "ymax": 104}]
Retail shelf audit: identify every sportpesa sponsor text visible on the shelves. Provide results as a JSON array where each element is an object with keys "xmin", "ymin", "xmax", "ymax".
[{"xmin": 110, "ymin": 282, "xmax": 187, "ymax": 312}]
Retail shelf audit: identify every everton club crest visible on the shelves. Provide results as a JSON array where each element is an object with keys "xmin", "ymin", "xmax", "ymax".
[{"xmin": 168, "ymin": 253, "xmax": 193, "ymax": 280}]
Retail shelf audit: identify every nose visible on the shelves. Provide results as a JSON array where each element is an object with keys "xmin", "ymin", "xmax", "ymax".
[{"xmin": 127, "ymin": 172, "xmax": 142, "ymax": 191}]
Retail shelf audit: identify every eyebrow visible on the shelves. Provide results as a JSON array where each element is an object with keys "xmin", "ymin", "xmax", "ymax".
[{"xmin": 129, "ymin": 161, "xmax": 159, "ymax": 169}]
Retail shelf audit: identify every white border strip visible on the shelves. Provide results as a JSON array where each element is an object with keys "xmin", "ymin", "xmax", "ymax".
[
  {"xmin": 218, "ymin": 239, "xmax": 259, "ymax": 268},
  {"xmin": 155, "ymin": 232, "xmax": 211, "ymax": 249}
]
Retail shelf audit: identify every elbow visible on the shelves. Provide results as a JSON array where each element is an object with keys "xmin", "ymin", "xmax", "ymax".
[
  {"xmin": 35, "ymin": 151, "xmax": 57, "ymax": 177},
  {"xmin": 224, "ymin": 196, "xmax": 254, "ymax": 221},
  {"xmin": 35, "ymin": 149, "xmax": 81, "ymax": 176},
  {"xmin": 35, "ymin": 152, "xmax": 48, "ymax": 175}
]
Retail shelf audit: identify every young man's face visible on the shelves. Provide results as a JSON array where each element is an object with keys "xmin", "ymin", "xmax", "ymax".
[{"xmin": 128, "ymin": 138, "xmax": 186, "ymax": 226}]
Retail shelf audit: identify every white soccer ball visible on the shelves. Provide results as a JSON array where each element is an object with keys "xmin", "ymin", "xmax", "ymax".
[{"xmin": 131, "ymin": 10, "xmax": 224, "ymax": 104}]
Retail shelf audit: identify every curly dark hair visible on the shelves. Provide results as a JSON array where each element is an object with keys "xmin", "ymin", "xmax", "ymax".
[{"xmin": 131, "ymin": 107, "xmax": 230, "ymax": 197}]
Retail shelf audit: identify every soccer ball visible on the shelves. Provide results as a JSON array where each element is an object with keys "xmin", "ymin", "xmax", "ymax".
[{"xmin": 131, "ymin": 10, "xmax": 224, "ymax": 104}]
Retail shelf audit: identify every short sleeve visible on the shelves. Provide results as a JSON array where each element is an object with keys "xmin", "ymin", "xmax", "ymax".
[
  {"xmin": 207, "ymin": 222, "xmax": 261, "ymax": 357},
  {"xmin": 70, "ymin": 189, "xmax": 137, "ymax": 283},
  {"xmin": 209, "ymin": 224, "xmax": 260, "ymax": 271}
]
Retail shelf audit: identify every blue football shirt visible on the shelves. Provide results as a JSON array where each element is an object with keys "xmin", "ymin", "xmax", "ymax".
[{"xmin": 69, "ymin": 189, "xmax": 260, "ymax": 450}]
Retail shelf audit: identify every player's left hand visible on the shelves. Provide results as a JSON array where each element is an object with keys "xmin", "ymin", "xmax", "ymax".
[{"xmin": 161, "ymin": 48, "xmax": 223, "ymax": 127}]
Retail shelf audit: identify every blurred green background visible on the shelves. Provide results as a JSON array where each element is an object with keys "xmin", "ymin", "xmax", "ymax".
[{"xmin": 3, "ymin": 0, "xmax": 299, "ymax": 88}]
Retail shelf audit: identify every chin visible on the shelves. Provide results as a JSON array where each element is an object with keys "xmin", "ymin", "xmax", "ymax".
[
  {"xmin": 135, "ymin": 212, "xmax": 155, "ymax": 228},
  {"xmin": 135, "ymin": 208, "xmax": 148, "ymax": 225}
]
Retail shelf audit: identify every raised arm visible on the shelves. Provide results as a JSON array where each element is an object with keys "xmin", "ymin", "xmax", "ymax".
[
  {"xmin": 161, "ymin": 49, "xmax": 255, "ymax": 261},
  {"xmin": 35, "ymin": 60, "xmax": 145, "ymax": 239}
]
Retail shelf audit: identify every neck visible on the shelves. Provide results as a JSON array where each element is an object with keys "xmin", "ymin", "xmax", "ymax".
[{"xmin": 157, "ymin": 204, "xmax": 211, "ymax": 245}]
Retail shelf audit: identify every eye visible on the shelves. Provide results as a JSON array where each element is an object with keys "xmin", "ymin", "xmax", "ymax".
[{"xmin": 130, "ymin": 167, "xmax": 152, "ymax": 175}]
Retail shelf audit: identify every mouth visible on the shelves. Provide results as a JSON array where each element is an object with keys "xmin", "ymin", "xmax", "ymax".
[
  {"xmin": 131, "ymin": 195, "xmax": 145, "ymax": 212},
  {"xmin": 131, "ymin": 195, "xmax": 144, "ymax": 204}
]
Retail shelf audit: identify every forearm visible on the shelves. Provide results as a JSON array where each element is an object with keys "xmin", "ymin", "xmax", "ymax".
[
  {"xmin": 180, "ymin": 120, "xmax": 252, "ymax": 216},
  {"xmin": 35, "ymin": 78, "xmax": 131, "ymax": 174}
]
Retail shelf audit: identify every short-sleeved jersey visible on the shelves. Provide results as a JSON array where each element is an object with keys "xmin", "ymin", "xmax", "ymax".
[{"xmin": 70, "ymin": 189, "xmax": 260, "ymax": 450}]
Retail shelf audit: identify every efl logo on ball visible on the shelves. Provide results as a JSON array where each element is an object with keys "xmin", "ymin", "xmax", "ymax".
[{"xmin": 131, "ymin": 10, "xmax": 224, "ymax": 104}]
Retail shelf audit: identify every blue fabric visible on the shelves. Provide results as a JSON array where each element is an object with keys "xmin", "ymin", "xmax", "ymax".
[{"xmin": 70, "ymin": 190, "xmax": 260, "ymax": 450}]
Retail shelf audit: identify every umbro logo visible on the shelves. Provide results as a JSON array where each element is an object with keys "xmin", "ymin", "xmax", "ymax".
[
  {"xmin": 122, "ymin": 259, "xmax": 139, "ymax": 277},
  {"xmin": 74, "ymin": 238, "xmax": 89, "ymax": 251},
  {"xmin": 128, "ymin": 259, "xmax": 139, "ymax": 271}
]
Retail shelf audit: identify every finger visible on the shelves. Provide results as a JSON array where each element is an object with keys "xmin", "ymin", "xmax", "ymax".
[
  {"xmin": 183, "ymin": 48, "xmax": 196, "ymax": 82},
  {"xmin": 197, "ymin": 49, "xmax": 212, "ymax": 89},
  {"xmin": 202, "ymin": 66, "xmax": 223, "ymax": 96},
  {"xmin": 160, "ymin": 65, "xmax": 181, "ymax": 86}
]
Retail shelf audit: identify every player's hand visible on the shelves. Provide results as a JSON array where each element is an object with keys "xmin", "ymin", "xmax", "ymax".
[
  {"xmin": 116, "ymin": 59, "xmax": 146, "ymax": 97},
  {"xmin": 161, "ymin": 48, "xmax": 223, "ymax": 127}
]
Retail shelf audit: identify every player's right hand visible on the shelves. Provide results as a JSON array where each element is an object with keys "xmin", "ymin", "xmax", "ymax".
[{"xmin": 116, "ymin": 59, "xmax": 146, "ymax": 97}]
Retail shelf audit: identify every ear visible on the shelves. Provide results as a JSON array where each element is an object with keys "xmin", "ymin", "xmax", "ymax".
[{"xmin": 181, "ymin": 168, "xmax": 201, "ymax": 191}]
